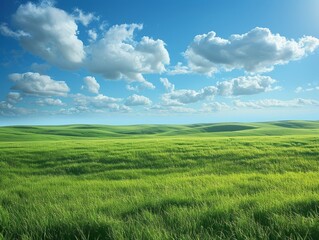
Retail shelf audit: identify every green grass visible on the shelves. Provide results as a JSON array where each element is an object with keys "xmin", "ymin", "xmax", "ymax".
[
  {"xmin": 0, "ymin": 120, "xmax": 319, "ymax": 239},
  {"xmin": 1, "ymin": 120, "xmax": 319, "ymax": 141}
]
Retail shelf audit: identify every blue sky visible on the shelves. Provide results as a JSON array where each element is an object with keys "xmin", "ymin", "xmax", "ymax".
[{"xmin": 1, "ymin": 0, "xmax": 319, "ymax": 125}]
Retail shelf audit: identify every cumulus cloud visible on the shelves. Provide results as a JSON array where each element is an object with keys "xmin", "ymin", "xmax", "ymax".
[
  {"xmin": 36, "ymin": 98, "xmax": 64, "ymax": 106},
  {"xmin": 99, "ymin": 20, "xmax": 109, "ymax": 32},
  {"xmin": 295, "ymin": 85, "xmax": 319, "ymax": 93},
  {"xmin": 3, "ymin": 2, "xmax": 85, "ymax": 69},
  {"xmin": 168, "ymin": 106, "xmax": 196, "ymax": 113},
  {"xmin": 201, "ymin": 102, "xmax": 232, "ymax": 112},
  {"xmin": 126, "ymin": 82, "xmax": 156, "ymax": 92},
  {"xmin": 2, "ymin": 3, "xmax": 170, "ymax": 87},
  {"xmin": 0, "ymin": 102, "xmax": 13, "ymax": 115},
  {"xmin": 148, "ymin": 104, "xmax": 196, "ymax": 113},
  {"xmin": 58, "ymin": 106, "xmax": 87, "ymax": 115},
  {"xmin": 160, "ymin": 78, "xmax": 175, "ymax": 92},
  {"xmin": 108, "ymin": 103, "xmax": 131, "ymax": 112},
  {"xmin": 7, "ymin": 92, "xmax": 22, "ymax": 104},
  {"xmin": 68, "ymin": 94, "xmax": 130, "ymax": 113},
  {"xmin": 73, "ymin": 8, "xmax": 98, "ymax": 26},
  {"xmin": 162, "ymin": 86, "xmax": 217, "ymax": 105},
  {"xmin": 161, "ymin": 75, "xmax": 277, "ymax": 106},
  {"xmin": 0, "ymin": 101, "xmax": 33, "ymax": 116},
  {"xmin": 73, "ymin": 93, "xmax": 122, "ymax": 109},
  {"xmin": 82, "ymin": 76, "xmax": 100, "ymax": 94},
  {"xmin": 216, "ymin": 75, "xmax": 278, "ymax": 96},
  {"xmin": 126, "ymin": 85, "xmax": 139, "ymax": 91},
  {"xmin": 87, "ymin": 24, "xmax": 169, "ymax": 88},
  {"xmin": 9, "ymin": 72, "xmax": 70, "ymax": 96},
  {"xmin": 169, "ymin": 62, "xmax": 191, "ymax": 75},
  {"xmin": 125, "ymin": 94, "xmax": 152, "ymax": 106},
  {"xmin": 0, "ymin": 23, "xmax": 28, "ymax": 39},
  {"xmin": 233, "ymin": 98, "xmax": 319, "ymax": 109},
  {"xmin": 0, "ymin": 92, "xmax": 28, "ymax": 116},
  {"xmin": 88, "ymin": 29, "xmax": 97, "ymax": 42},
  {"xmin": 185, "ymin": 27, "xmax": 319, "ymax": 75}
]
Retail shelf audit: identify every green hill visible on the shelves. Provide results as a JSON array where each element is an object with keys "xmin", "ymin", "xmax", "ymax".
[{"xmin": 0, "ymin": 120, "xmax": 318, "ymax": 141}]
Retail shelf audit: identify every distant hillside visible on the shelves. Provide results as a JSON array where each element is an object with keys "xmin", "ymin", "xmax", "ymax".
[{"xmin": 0, "ymin": 120, "xmax": 318, "ymax": 141}]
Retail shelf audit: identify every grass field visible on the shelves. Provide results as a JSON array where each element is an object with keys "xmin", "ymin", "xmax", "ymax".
[{"xmin": 0, "ymin": 120, "xmax": 319, "ymax": 239}]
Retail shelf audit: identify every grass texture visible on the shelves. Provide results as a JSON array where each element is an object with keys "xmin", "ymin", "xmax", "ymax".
[{"xmin": 0, "ymin": 120, "xmax": 319, "ymax": 239}]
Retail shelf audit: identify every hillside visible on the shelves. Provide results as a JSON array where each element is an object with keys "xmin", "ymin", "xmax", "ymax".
[
  {"xmin": 0, "ymin": 120, "xmax": 319, "ymax": 239},
  {"xmin": 0, "ymin": 120, "xmax": 319, "ymax": 141}
]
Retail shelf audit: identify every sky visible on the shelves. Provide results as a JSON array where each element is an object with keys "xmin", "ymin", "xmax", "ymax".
[{"xmin": 0, "ymin": 0, "xmax": 319, "ymax": 125}]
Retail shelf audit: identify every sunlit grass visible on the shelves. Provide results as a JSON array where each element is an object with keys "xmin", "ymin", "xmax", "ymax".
[{"xmin": 0, "ymin": 121, "xmax": 319, "ymax": 239}]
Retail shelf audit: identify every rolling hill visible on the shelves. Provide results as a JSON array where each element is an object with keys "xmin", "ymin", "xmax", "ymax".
[{"xmin": 0, "ymin": 120, "xmax": 318, "ymax": 141}]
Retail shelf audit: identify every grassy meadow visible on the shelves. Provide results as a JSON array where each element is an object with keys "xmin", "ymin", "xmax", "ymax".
[{"xmin": 0, "ymin": 120, "xmax": 319, "ymax": 239}]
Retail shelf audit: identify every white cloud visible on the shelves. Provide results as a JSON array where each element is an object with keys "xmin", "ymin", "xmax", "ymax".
[
  {"xmin": 169, "ymin": 62, "xmax": 191, "ymax": 75},
  {"xmin": 168, "ymin": 106, "xmax": 196, "ymax": 113},
  {"xmin": 58, "ymin": 107, "xmax": 84, "ymax": 115},
  {"xmin": 73, "ymin": 8, "xmax": 98, "ymax": 26},
  {"xmin": 87, "ymin": 24, "xmax": 169, "ymax": 88},
  {"xmin": 126, "ymin": 83, "xmax": 156, "ymax": 92},
  {"xmin": 185, "ymin": 27, "xmax": 319, "ymax": 75},
  {"xmin": 36, "ymin": 98, "xmax": 64, "ymax": 106},
  {"xmin": 310, "ymin": 86, "xmax": 319, "ymax": 91},
  {"xmin": 0, "ymin": 102, "xmax": 13, "ymax": 113},
  {"xmin": 9, "ymin": 72, "xmax": 70, "ymax": 96},
  {"xmin": 0, "ymin": 92, "xmax": 27, "ymax": 116},
  {"xmin": 216, "ymin": 75, "xmax": 278, "ymax": 96},
  {"xmin": 7, "ymin": 92, "xmax": 22, "ymax": 104},
  {"xmin": 6, "ymin": 2, "xmax": 85, "ymax": 69},
  {"xmin": 126, "ymin": 85, "xmax": 139, "ymax": 91},
  {"xmin": 125, "ymin": 94, "xmax": 152, "ymax": 106},
  {"xmin": 2, "ymin": 3, "xmax": 169, "ymax": 87},
  {"xmin": 0, "ymin": 23, "xmax": 28, "ymax": 39},
  {"xmin": 201, "ymin": 102, "xmax": 232, "ymax": 112},
  {"xmin": 82, "ymin": 76, "xmax": 100, "ymax": 94},
  {"xmin": 73, "ymin": 93, "xmax": 122, "ymax": 108},
  {"xmin": 0, "ymin": 101, "xmax": 33, "ymax": 116},
  {"xmin": 160, "ymin": 75, "xmax": 276, "ymax": 106},
  {"xmin": 88, "ymin": 29, "xmax": 97, "ymax": 42},
  {"xmin": 99, "ymin": 21, "xmax": 109, "ymax": 32},
  {"xmin": 295, "ymin": 86, "xmax": 303, "ymax": 93},
  {"xmin": 148, "ymin": 104, "xmax": 196, "ymax": 113},
  {"xmin": 160, "ymin": 78, "xmax": 175, "ymax": 92},
  {"xmin": 108, "ymin": 103, "xmax": 131, "ymax": 112},
  {"xmin": 68, "ymin": 94, "xmax": 130, "ymax": 113},
  {"xmin": 162, "ymin": 86, "xmax": 217, "ymax": 105},
  {"xmin": 295, "ymin": 85, "xmax": 319, "ymax": 93},
  {"xmin": 233, "ymin": 98, "xmax": 319, "ymax": 109},
  {"xmin": 92, "ymin": 94, "xmax": 122, "ymax": 106}
]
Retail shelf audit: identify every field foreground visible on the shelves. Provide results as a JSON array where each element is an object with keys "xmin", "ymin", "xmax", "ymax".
[{"xmin": 0, "ymin": 121, "xmax": 319, "ymax": 239}]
